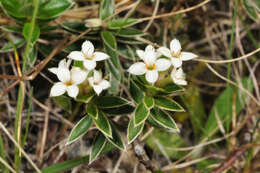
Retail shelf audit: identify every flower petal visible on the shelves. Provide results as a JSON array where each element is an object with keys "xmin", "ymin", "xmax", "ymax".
[
  {"xmin": 57, "ymin": 67, "xmax": 70, "ymax": 83},
  {"xmin": 171, "ymin": 68, "xmax": 187, "ymax": 85},
  {"xmin": 175, "ymin": 68, "xmax": 185, "ymax": 78},
  {"xmin": 71, "ymin": 67, "xmax": 88, "ymax": 85},
  {"xmin": 173, "ymin": 79, "xmax": 187, "ymax": 85},
  {"xmin": 67, "ymin": 51, "xmax": 85, "ymax": 61},
  {"xmin": 50, "ymin": 82, "xmax": 66, "ymax": 97},
  {"xmin": 93, "ymin": 52, "xmax": 109, "ymax": 61},
  {"xmin": 93, "ymin": 85, "xmax": 103, "ymax": 95},
  {"xmin": 100, "ymin": 80, "xmax": 110, "ymax": 90},
  {"xmin": 136, "ymin": 50, "xmax": 145, "ymax": 60},
  {"xmin": 83, "ymin": 60, "xmax": 96, "ymax": 70},
  {"xmin": 66, "ymin": 85, "xmax": 79, "ymax": 98},
  {"xmin": 145, "ymin": 70, "xmax": 158, "ymax": 83},
  {"xmin": 180, "ymin": 52, "xmax": 198, "ymax": 61},
  {"xmin": 145, "ymin": 45, "xmax": 155, "ymax": 52},
  {"xmin": 170, "ymin": 39, "xmax": 181, "ymax": 54},
  {"xmin": 48, "ymin": 67, "xmax": 58, "ymax": 74},
  {"xmin": 171, "ymin": 58, "xmax": 182, "ymax": 68},
  {"xmin": 157, "ymin": 47, "xmax": 172, "ymax": 58},
  {"xmin": 58, "ymin": 59, "xmax": 67, "ymax": 68},
  {"xmin": 93, "ymin": 70, "xmax": 102, "ymax": 83},
  {"xmin": 144, "ymin": 45, "xmax": 156, "ymax": 66},
  {"xmin": 128, "ymin": 62, "xmax": 147, "ymax": 75},
  {"xmin": 82, "ymin": 40, "xmax": 94, "ymax": 57},
  {"xmin": 155, "ymin": 59, "xmax": 171, "ymax": 71}
]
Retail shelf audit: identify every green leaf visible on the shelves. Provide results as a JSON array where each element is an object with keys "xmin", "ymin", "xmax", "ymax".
[
  {"xmin": 53, "ymin": 95, "xmax": 71, "ymax": 112},
  {"xmin": 1, "ymin": 25, "xmax": 22, "ymax": 33},
  {"xmin": 181, "ymin": 85, "xmax": 206, "ymax": 140},
  {"xmin": 101, "ymin": 30, "xmax": 117, "ymax": 49},
  {"xmin": 23, "ymin": 23, "xmax": 40, "ymax": 44},
  {"xmin": 0, "ymin": 38, "xmax": 25, "ymax": 53},
  {"xmin": 203, "ymin": 77, "xmax": 253, "ymax": 139},
  {"xmin": 28, "ymin": 45, "xmax": 38, "ymax": 67},
  {"xmin": 99, "ymin": 0, "xmax": 114, "ymax": 20},
  {"xmin": 75, "ymin": 92, "xmax": 94, "ymax": 103},
  {"xmin": 90, "ymin": 133, "xmax": 107, "ymax": 163},
  {"xmin": 104, "ymin": 46, "xmax": 122, "ymax": 81},
  {"xmin": 130, "ymin": 80, "xmax": 144, "ymax": 104},
  {"xmin": 134, "ymin": 78, "xmax": 184, "ymax": 96},
  {"xmin": 41, "ymin": 155, "xmax": 89, "ymax": 173},
  {"xmin": 101, "ymin": 31, "xmax": 122, "ymax": 81},
  {"xmin": 145, "ymin": 128, "xmax": 185, "ymax": 159},
  {"xmin": 86, "ymin": 104, "xmax": 98, "ymax": 119},
  {"xmin": 163, "ymin": 83, "xmax": 184, "ymax": 94},
  {"xmin": 144, "ymin": 96, "xmax": 154, "ymax": 109},
  {"xmin": 107, "ymin": 18, "xmax": 138, "ymax": 29},
  {"xmin": 154, "ymin": 96, "xmax": 184, "ymax": 112},
  {"xmin": 61, "ymin": 21, "xmax": 87, "ymax": 33},
  {"xmin": 67, "ymin": 116, "xmax": 93, "ymax": 145},
  {"xmin": 105, "ymin": 122, "xmax": 125, "ymax": 150},
  {"xmin": 150, "ymin": 107, "xmax": 179, "ymax": 131},
  {"xmin": 0, "ymin": 0, "xmax": 28, "ymax": 19},
  {"xmin": 101, "ymin": 104, "xmax": 135, "ymax": 115},
  {"xmin": 94, "ymin": 110, "xmax": 112, "ymax": 138},
  {"xmin": 112, "ymin": 28, "xmax": 145, "ymax": 37},
  {"xmin": 242, "ymin": 0, "xmax": 258, "ymax": 20},
  {"xmin": 127, "ymin": 117, "xmax": 144, "ymax": 144},
  {"xmin": 37, "ymin": 0, "xmax": 74, "ymax": 19},
  {"xmin": 134, "ymin": 102, "xmax": 150, "ymax": 126},
  {"xmin": 95, "ymin": 96, "xmax": 130, "ymax": 108},
  {"xmin": 117, "ymin": 44, "xmax": 137, "ymax": 60}
]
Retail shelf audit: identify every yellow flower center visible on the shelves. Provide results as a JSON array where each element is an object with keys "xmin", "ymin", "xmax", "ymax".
[
  {"xmin": 65, "ymin": 79, "xmax": 73, "ymax": 86},
  {"xmin": 171, "ymin": 50, "xmax": 181, "ymax": 58},
  {"xmin": 145, "ymin": 64, "xmax": 156, "ymax": 70},
  {"xmin": 85, "ymin": 53, "xmax": 96, "ymax": 60}
]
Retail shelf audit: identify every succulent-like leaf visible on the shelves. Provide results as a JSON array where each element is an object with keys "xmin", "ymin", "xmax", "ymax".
[
  {"xmin": 107, "ymin": 18, "xmax": 138, "ymax": 29},
  {"xmin": 89, "ymin": 133, "xmax": 107, "ymax": 163},
  {"xmin": 99, "ymin": 0, "xmax": 115, "ymax": 20},
  {"xmin": 154, "ymin": 96, "xmax": 184, "ymax": 112},
  {"xmin": 150, "ymin": 107, "xmax": 179, "ymax": 132},
  {"xmin": 67, "ymin": 116, "xmax": 92, "ymax": 145},
  {"xmin": 86, "ymin": 104, "xmax": 98, "ymax": 119},
  {"xmin": 144, "ymin": 96, "xmax": 154, "ymax": 109},
  {"xmin": 94, "ymin": 110, "xmax": 112, "ymax": 138},
  {"xmin": 105, "ymin": 122, "xmax": 125, "ymax": 150},
  {"xmin": 127, "ymin": 117, "xmax": 144, "ymax": 144},
  {"xmin": 134, "ymin": 102, "xmax": 150, "ymax": 126},
  {"xmin": 95, "ymin": 96, "xmax": 130, "ymax": 108}
]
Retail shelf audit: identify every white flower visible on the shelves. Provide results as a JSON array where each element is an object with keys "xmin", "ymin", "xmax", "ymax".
[
  {"xmin": 67, "ymin": 40, "xmax": 109, "ymax": 71},
  {"xmin": 128, "ymin": 45, "xmax": 171, "ymax": 83},
  {"xmin": 158, "ymin": 38, "xmax": 198, "ymax": 68},
  {"xmin": 88, "ymin": 70, "xmax": 110, "ymax": 95},
  {"xmin": 49, "ymin": 59, "xmax": 88, "ymax": 98},
  {"xmin": 171, "ymin": 68, "xmax": 187, "ymax": 86}
]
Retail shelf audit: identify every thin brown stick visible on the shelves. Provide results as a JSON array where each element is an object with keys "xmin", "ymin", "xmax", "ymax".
[{"xmin": 138, "ymin": 0, "xmax": 211, "ymax": 22}]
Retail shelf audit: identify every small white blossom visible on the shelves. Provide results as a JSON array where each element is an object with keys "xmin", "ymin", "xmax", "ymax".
[
  {"xmin": 128, "ymin": 45, "xmax": 171, "ymax": 83},
  {"xmin": 171, "ymin": 68, "xmax": 187, "ymax": 86},
  {"xmin": 88, "ymin": 70, "xmax": 110, "ymax": 95},
  {"xmin": 67, "ymin": 40, "xmax": 109, "ymax": 71},
  {"xmin": 49, "ymin": 59, "xmax": 88, "ymax": 98},
  {"xmin": 158, "ymin": 38, "xmax": 198, "ymax": 68}
]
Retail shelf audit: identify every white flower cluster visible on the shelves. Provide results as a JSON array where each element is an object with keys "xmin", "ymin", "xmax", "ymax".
[
  {"xmin": 49, "ymin": 41, "xmax": 110, "ymax": 98},
  {"xmin": 128, "ymin": 38, "xmax": 198, "ymax": 85}
]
